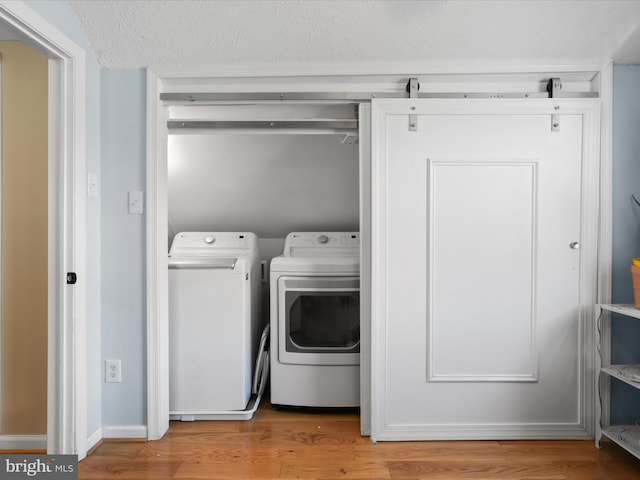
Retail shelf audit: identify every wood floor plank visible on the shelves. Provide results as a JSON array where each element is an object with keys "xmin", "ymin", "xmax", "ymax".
[
  {"xmin": 172, "ymin": 458, "xmax": 283, "ymax": 479},
  {"xmin": 79, "ymin": 457, "xmax": 183, "ymax": 479},
  {"xmin": 280, "ymin": 458, "xmax": 390, "ymax": 480},
  {"xmin": 354, "ymin": 440, "xmax": 505, "ymax": 462},
  {"xmin": 163, "ymin": 421, "xmax": 242, "ymax": 434},
  {"xmin": 138, "ymin": 442, "xmax": 356, "ymax": 463},
  {"xmin": 388, "ymin": 460, "xmax": 568, "ymax": 479}
]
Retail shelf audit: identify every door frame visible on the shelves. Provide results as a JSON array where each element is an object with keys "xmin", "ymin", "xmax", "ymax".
[
  {"xmin": 146, "ymin": 67, "xmax": 612, "ymax": 441},
  {"xmin": 370, "ymin": 98, "xmax": 601, "ymax": 441},
  {"xmin": 0, "ymin": 1, "xmax": 87, "ymax": 457},
  {"xmin": 146, "ymin": 72, "xmax": 170, "ymax": 440}
]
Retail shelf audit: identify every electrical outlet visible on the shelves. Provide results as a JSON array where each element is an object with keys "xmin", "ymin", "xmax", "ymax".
[{"xmin": 105, "ymin": 359, "xmax": 122, "ymax": 383}]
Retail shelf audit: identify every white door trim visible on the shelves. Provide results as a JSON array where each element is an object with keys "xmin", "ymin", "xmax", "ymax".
[
  {"xmin": 596, "ymin": 63, "xmax": 613, "ymax": 306},
  {"xmin": 358, "ymin": 102, "xmax": 372, "ymax": 436},
  {"xmin": 0, "ymin": 55, "xmax": 3, "ymax": 436},
  {"xmin": 369, "ymin": 98, "xmax": 601, "ymax": 441},
  {"xmin": 146, "ymin": 70, "xmax": 170, "ymax": 440},
  {"xmin": 0, "ymin": 1, "xmax": 87, "ymax": 458}
]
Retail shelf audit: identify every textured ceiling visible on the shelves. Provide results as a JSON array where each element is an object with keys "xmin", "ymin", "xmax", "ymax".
[{"xmin": 70, "ymin": 0, "xmax": 640, "ymax": 70}]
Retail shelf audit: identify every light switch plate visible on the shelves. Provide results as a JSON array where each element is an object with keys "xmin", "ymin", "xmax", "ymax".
[
  {"xmin": 88, "ymin": 173, "xmax": 98, "ymax": 197},
  {"xmin": 128, "ymin": 190, "xmax": 143, "ymax": 214}
]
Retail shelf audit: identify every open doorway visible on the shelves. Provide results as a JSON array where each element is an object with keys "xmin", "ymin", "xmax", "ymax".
[
  {"xmin": 0, "ymin": 40, "xmax": 48, "ymax": 449},
  {"xmin": 0, "ymin": 2, "xmax": 87, "ymax": 457},
  {"xmin": 166, "ymin": 105, "xmax": 361, "ymax": 418}
]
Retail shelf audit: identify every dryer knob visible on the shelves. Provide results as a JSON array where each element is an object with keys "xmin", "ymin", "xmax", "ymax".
[
  {"xmin": 317, "ymin": 235, "xmax": 329, "ymax": 245},
  {"xmin": 204, "ymin": 235, "xmax": 215, "ymax": 244}
]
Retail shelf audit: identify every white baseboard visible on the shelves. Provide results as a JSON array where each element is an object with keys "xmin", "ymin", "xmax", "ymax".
[
  {"xmin": 0, "ymin": 435, "xmax": 47, "ymax": 450},
  {"xmin": 102, "ymin": 425, "xmax": 147, "ymax": 440},
  {"xmin": 86, "ymin": 427, "xmax": 103, "ymax": 452}
]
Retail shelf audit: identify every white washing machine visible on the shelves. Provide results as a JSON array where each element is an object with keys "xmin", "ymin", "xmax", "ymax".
[
  {"xmin": 168, "ymin": 232, "xmax": 261, "ymax": 420},
  {"xmin": 270, "ymin": 232, "xmax": 360, "ymax": 408}
]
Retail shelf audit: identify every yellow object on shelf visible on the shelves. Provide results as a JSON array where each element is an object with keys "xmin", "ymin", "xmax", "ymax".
[
  {"xmin": 632, "ymin": 265, "xmax": 640, "ymax": 308},
  {"xmin": 634, "ymin": 258, "xmax": 640, "ymax": 267}
]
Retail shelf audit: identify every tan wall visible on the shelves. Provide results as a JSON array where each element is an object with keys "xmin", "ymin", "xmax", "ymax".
[{"xmin": 0, "ymin": 42, "xmax": 48, "ymax": 435}]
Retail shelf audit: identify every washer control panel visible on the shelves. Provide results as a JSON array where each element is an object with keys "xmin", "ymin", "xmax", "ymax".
[{"xmin": 169, "ymin": 232, "xmax": 258, "ymax": 256}]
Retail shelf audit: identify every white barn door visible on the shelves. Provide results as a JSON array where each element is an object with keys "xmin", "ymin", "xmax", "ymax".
[{"xmin": 370, "ymin": 99, "xmax": 599, "ymax": 441}]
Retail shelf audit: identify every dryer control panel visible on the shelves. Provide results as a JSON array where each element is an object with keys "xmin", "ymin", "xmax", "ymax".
[{"xmin": 284, "ymin": 232, "xmax": 359, "ymax": 257}]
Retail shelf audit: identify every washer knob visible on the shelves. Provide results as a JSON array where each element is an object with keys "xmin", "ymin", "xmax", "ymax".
[
  {"xmin": 317, "ymin": 235, "xmax": 329, "ymax": 245},
  {"xmin": 204, "ymin": 235, "xmax": 215, "ymax": 244}
]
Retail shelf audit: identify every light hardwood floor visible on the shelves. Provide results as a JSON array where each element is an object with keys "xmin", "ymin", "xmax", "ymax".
[{"xmin": 78, "ymin": 403, "xmax": 640, "ymax": 479}]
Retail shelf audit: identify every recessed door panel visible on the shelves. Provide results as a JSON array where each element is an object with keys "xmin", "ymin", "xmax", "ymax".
[{"xmin": 429, "ymin": 160, "xmax": 537, "ymax": 382}]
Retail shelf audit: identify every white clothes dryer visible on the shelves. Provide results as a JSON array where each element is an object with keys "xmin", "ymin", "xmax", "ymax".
[
  {"xmin": 270, "ymin": 232, "xmax": 360, "ymax": 408},
  {"xmin": 168, "ymin": 232, "xmax": 261, "ymax": 420}
]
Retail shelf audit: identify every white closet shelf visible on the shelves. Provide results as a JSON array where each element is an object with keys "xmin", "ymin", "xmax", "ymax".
[
  {"xmin": 601, "ymin": 425, "xmax": 640, "ymax": 459},
  {"xmin": 598, "ymin": 303, "xmax": 640, "ymax": 320}
]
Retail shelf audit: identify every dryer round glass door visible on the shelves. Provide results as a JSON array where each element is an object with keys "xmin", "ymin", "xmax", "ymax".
[{"xmin": 277, "ymin": 276, "xmax": 360, "ymax": 366}]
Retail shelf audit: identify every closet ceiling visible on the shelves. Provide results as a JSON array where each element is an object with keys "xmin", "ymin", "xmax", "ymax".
[{"xmin": 71, "ymin": 0, "xmax": 640, "ymax": 69}]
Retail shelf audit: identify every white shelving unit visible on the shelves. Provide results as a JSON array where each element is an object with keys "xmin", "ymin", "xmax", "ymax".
[{"xmin": 595, "ymin": 304, "xmax": 640, "ymax": 459}]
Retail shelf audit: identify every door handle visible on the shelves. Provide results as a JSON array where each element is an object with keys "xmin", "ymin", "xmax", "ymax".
[{"xmin": 570, "ymin": 242, "xmax": 580, "ymax": 250}]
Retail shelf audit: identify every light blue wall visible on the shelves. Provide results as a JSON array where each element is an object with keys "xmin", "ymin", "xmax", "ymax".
[
  {"xmin": 26, "ymin": 0, "xmax": 147, "ymax": 432},
  {"xmin": 100, "ymin": 69, "xmax": 147, "ymax": 426},
  {"xmin": 611, "ymin": 65, "xmax": 640, "ymax": 423},
  {"xmin": 23, "ymin": 0, "xmax": 103, "ymax": 437}
]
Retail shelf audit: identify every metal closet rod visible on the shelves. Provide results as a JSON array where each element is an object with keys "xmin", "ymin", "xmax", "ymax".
[{"xmin": 167, "ymin": 119, "xmax": 358, "ymax": 130}]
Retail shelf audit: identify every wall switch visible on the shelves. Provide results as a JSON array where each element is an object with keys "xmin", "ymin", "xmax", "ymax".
[
  {"xmin": 128, "ymin": 190, "xmax": 143, "ymax": 215},
  {"xmin": 105, "ymin": 359, "xmax": 121, "ymax": 383},
  {"xmin": 88, "ymin": 173, "xmax": 98, "ymax": 197}
]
